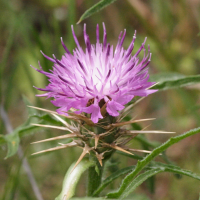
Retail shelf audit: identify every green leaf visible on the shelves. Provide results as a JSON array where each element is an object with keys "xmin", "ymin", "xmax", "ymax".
[
  {"xmin": 4, "ymin": 130, "xmax": 20, "ymax": 159},
  {"xmin": 119, "ymin": 163, "xmax": 200, "ymax": 199},
  {"xmin": 2, "ymin": 116, "xmax": 61, "ymax": 158},
  {"xmin": 93, "ymin": 166, "xmax": 135, "ymax": 196},
  {"xmin": 55, "ymin": 158, "xmax": 95, "ymax": 200},
  {"xmin": 134, "ymin": 135, "xmax": 175, "ymax": 165},
  {"xmin": 3, "ymin": 118, "xmax": 54, "ymax": 158},
  {"xmin": 152, "ymin": 162, "xmax": 200, "ymax": 181},
  {"xmin": 149, "ymin": 72, "xmax": 185, "ymax": 83},
  {"xmin": 3, "ymin": 123, "xmax": 42, "ymax": 158},
  {"xmin": 1, "ymin": 105, "xmax": 64, "ymax": 158},
  {"xmin": 107, "ymin": 127, "xmax": 200, "ymax": 198},
  {"xmin": 119, "ymin": 169, "xmax": 163, "ymax": 199},
  {"xmin": 150, "ymin": 73, "xmax": 200, "ymax": 91},
  {"xmin": 77, "ymin": 0, "xmax": 117, "ymax": 23}
]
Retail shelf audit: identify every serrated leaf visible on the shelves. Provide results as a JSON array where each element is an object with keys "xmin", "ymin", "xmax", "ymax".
[
  {"xmin": 150, "ymin": 73, "xmax": 200, "ymax": 91},
  {"xmin": 107, "ymin": 127, "xmax": 200, "ymax": 198},
  {"xmin": 4, "ymin": 130, "xmax": 20, "ymax": 159},
  {"xmin": 77, "ymin": 0, "xmax": 117, "ymax": 23},
  {"xmin": 152, "ymin": 162, "xmax": 200, "ymax": 181},
  {"xmin": 119, "ymin": 168, "xmax": 163, "ymax": 199},
  {"xmin": 93, "ymin": 166, "xmax": 135, "ymax": 196},
  {"xmin": 119, "ymin": 163, "xmax": 200, "ymax": 199},
  {"xmin": 55, "ymin": 158, "xmax": 95, "ymax": 200}
]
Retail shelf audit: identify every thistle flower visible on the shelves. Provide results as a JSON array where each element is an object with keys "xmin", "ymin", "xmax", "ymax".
[
  {"xmin": 30, "ymin": 24, "xmax": 170, "ymax": 171},
  {"xmin": 32, "ymin": 23, "xmax": 157, "ymax": 123}
]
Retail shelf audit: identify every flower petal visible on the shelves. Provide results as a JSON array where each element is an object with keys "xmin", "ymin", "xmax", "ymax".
[
  {"xmin": 106, "ymin": 100, "xmax": 125, "ymax": 117},
  {"xmin": 33, "ymin": 24, "xmax": 157, "ymax": 123},
  {"xmin": 82, "ymin": 100, "xmax": 103, "ymax": 123},
  {"xmin": 115, "ymin": 94, "xmax": 134, "ymax": 105}
]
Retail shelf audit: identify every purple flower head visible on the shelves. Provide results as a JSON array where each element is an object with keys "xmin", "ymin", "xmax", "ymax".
[{"xmin": 32, "ymin": 23, "xmax": 157, "ymax": 123}]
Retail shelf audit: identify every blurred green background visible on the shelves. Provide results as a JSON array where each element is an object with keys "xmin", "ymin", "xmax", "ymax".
[{"xmin": 0, "ymin": 0, "xmax": 200, "ymax": 200}]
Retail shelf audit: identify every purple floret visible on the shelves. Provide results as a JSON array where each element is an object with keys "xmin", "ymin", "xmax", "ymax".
[{"xmin": 32, "ymin": 23, "xmax": 157, "ymax": 123}]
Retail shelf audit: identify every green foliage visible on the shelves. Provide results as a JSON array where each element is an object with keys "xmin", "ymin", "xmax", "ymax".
[
  {"xmin": 55, "ymin": 158, "xmax": 95, "ymax": 200},
  {"xmin": 4, "ymin": 130, "xmax": 20, "ymax": 159},
  {"xmin": 107, "ymin": 127, "xmax": 200, "ymax": 198},
  {"xmin": 117, "ymin": 162, "xmax": 200, "ymax": 199},
  {"xmin": 1, "ymin": 97, "xmax": 63, "ymax": 158},
  {"xmin": 77, "ymin": 0, "xmax": 118, "ymax": 23},
  {"xmin": 93, "ymin": 166, "xmax": 135, "ymax": 196},
  {"xmin": 118, "ymin": 168, "xmax": 164, "ymax": 199},
  {"xmin": 150, "ymin": 72, "xmax": 185, "ymax": 83},
  {"xmin": 151, "ymin": 73, "xmax": 200, "ymax": 91}
]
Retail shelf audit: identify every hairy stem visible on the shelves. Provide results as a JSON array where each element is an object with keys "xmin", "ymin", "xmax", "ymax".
[
  {"xmin": 87, "ymin": 158, "xmax": 104, "ymax": 197},
  {"xmin": 87, "ymin": 115, "xmax": 115, "ymax": 196}
]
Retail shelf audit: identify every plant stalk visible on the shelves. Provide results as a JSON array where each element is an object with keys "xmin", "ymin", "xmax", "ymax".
[
  {"xmin": 87, "ymin": 115, "xmax": 116, "ymax": 196},
  {"xmin": 87, "ymin": 157, "xmax": 104, "ymax": 197}
]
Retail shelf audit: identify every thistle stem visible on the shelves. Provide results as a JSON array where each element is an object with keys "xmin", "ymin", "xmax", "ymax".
[
  {"xmin": 87, "ymin": 115, "xmax": 115, "ymax": 196},
  {"xmin": 87, "ymin": 163, "xmax": 103, "ymax": 197}
]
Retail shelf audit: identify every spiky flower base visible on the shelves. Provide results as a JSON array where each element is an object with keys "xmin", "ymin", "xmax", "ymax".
[{"xmin": 30, "ymin": 104, "xmax": 174, "ymax": 172}]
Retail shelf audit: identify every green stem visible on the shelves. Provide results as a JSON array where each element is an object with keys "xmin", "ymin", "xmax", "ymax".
[
  {"xmin": 55, "ymin": 158, "xmax": 95, "ymax": 200},
  {"xmin": 87, "ymin": 115, "xmax": 116, "ymax": 196},
  {"xmin": 87, "ymin": 163, "xmax": 104, "ymax": 197}
]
